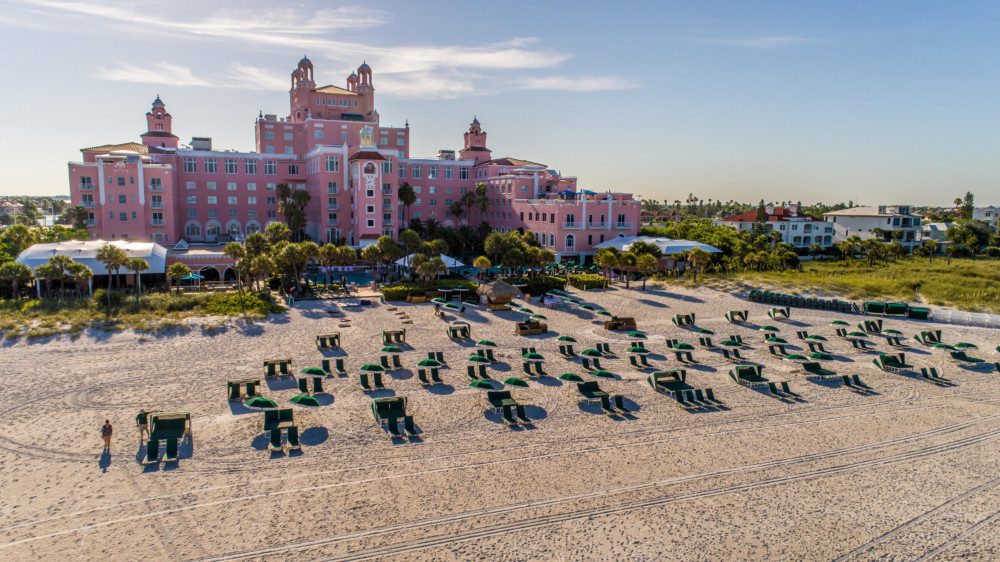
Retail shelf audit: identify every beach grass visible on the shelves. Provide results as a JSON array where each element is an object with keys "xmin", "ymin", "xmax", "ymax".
[{"xmin": 658, "ymin": 257, "xmax": 1000, "ymax": 313}]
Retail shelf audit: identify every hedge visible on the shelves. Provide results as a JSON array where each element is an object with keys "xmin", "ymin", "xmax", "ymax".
[
  {"xmin": 502, "ymin": 275, "xmax": 567, "ymax": 296},
  {"xmin": 381, "ymin": 279, "xmax": 478, "ymax": 301},
  {"xmin": 567, "ymin": 274, "xmax": 607, "ymax": 290}
]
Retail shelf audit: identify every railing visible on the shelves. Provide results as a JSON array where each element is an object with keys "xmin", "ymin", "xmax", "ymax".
[
  {"xmin": 81, "ymin": 201, "xmax": 95, "ymax": 208},
  {"xmin": 151, "ymin": 219, "xmax": 165, "ymax": 226},
  {"xmin": 381, "ymin": 187, "xmax": 393, "ymax": 195},
  {"xmin": 150, "ymin": 202, "xmax": 164, "ymax": 209},
  {"xmin": 614, "ymin": 223, "xmax": 634, "ymax": 230},
  {"xmin": 147, "ymin": 184, "xmax": 163, "ymax": 192},
  {"xmin": 78, "ymin": 183, "xmax": 94, "ymax": 190},
  {"xmin": 85, "ymin": 220, "xmax": 96, "ymax": 227},
  {"xmin": 562, "ymin": 222, "xmax": 583, "ymax": 229},
  {"xmin": 327, "ymin": 204, "xmax": 339, "ymax": 211},
  {"xmin": 587, "ymin": 222, "xmax": 608, "ymax": 229}
]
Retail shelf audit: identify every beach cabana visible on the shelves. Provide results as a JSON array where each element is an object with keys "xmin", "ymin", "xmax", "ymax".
[{"xmin": 478, "ymin": 280, "xmax": 522, "ymax": 311}]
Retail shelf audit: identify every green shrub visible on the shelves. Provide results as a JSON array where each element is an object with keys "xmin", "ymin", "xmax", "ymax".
[
  {"xmin": 502, "ymin": 275, "xmax": 567, "ymax": 296},
  {"xmin": 567, "ymin": 273, "xmax": 607, "ymax": 290},
  {"xmin": 381, "ymin": 279, "xmax": 478, "ymax": 301},
  {"xmin": 201, "ymin": 292, "xmax": 283, "ymax": 316},
  {"xmin": 982, "ymin": 246, "xmax": 1000, "ymax": 258},
  {"xmin": 91, "ymin": 289, "xmax": 125, "ymax": 310}
]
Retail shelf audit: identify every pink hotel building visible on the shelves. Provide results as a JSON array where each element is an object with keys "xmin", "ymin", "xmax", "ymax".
[{"xmin": 69, "ymin": 58, "xmax": 640, "ymax": 262}]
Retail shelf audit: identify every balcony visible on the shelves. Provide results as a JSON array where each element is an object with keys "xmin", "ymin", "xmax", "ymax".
[
  {"xmin": 85, "ymin": 220, "xmax": 96, "ymax": 227},
  {"xmin": 587, "ymin": 222, "xmax": 608, "ymax": 229},
  {"xmin": 327, "ymin": 204, "xmax": 339, "ymax": 211},
  {"xmin": 78, "ymin": 183, "xmax": 95, "ymax": 190},
  {"xmin": 381, "ymin": 187, "xmax": 393, "ymax": 195},
  {"xmin": 151, "ymin": 219, "xmax": 166, "ymax": 226},
  {"xmin": 614, "ymin": 223, "xmax": 633, "ymax": 230},
  {"xmin": 147, "ymin": 184, "xmax": 163, "ymax": 192},
  {"xmin": 150, "ymin": 202, "xmax": 164, "ymax": 209},
  {"xmin": 81, "ymin": 201, "xmax": 95, "ymax": 208},
  {"xmin": 562, "ymin": 222, "xmax": 583, "ymax": 229}
]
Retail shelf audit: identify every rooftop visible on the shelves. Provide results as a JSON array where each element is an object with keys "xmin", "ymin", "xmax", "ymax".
[
  {"xmin": 80, "ymin": 142, "xmax": 149, "ymax": 154},
  {"xmin": 721, "ymin": 207, "xmax": 820, "ymax": 222},
  {"xmin": 824, "ymin": 206, "xmax": 921, "ymax": 218},
  {"xmin": 316, "ymin": 85, "xmax": 360, "ymax": 96}
]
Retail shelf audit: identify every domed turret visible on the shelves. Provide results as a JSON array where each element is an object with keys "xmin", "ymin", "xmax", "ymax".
[
  {"xmin": 347, "ymin": 72, "xmax": 359, "ymax": 92},
  {"xmin": 152, "ymin": 95, "xmax": 165, "ymax": 108}
]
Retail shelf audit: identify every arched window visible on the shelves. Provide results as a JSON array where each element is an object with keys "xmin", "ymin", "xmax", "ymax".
[
  {"xmin": 185, "ymin": 222, "xmax": 201, "ymax": 238},
  {"xmin": 565, "ymin": 234, "xmax": 575, "ymax": 249},
  {"xmin": 228, "ymin": 223, "xmax": 242, "ymax": 237},
  {"xmin": 364, "ymin": 162, "xmax": 376, "ymax": 174},
  {"xmin": 549, "ymin": 234, "xmax": 554, "ymax": 247}
]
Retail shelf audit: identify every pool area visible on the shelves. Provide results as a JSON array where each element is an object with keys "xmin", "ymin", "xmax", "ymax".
[{"xmin": 306, "ymin": 269, "xmax": 374, "ymax": 286}]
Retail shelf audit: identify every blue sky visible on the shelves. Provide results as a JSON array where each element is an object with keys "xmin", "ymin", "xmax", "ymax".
[{"xmin": 1, "ymin": 0, "xmax": 998, "ymax": 205}]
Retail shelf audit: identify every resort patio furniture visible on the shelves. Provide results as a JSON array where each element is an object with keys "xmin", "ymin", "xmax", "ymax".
[
  {"xmin": 144, "ymin": 439, "xmax": 160, "ymax": 465},
  {"xmin": 950, "ymin": 351, "xmax": 985, "ymax": 365},
  {"xmin": 596, "ymin": 342, "xmax": 613, "ymax": 355},
  {"xmin": 263, "ymin": 359, "xmax": 292, "ymax": 377},
  {"xmin": 522, "ymin": 362, "xmax": 546, "ymax": 376},
  {"xmin": 321, "ymin": 358, "xmax": 346, "ymax": 376},
  {"xmin": 768, "ymin": 344, "xmax": 787, "ymax": 356},
  {"xmin": 729, "ymin": 364, "xmax": 768, "ymax": 388},
  {"xmin": 842, "ymin": 374, "xmax": 874, "ymax": 393},
  {"xmin": 164, "ymin": 437, "xmax": 179, "ymax": 463},
  {"xmin": 427, "ymin": 351, "xmax": 445, "ymax": 363},
  {"xmin": 382, "ymin": 329, "xmax": 406, "ymax": 345},
  {"xmin": 725, "ymin": 310, "xmax": 748, "ymax": 323},
  {"xmin": 371, "ymin": 396, "xmax": 411, "ymax": 438},
  {"xmin": 907, "ymin": 307, "xmax": 931, "ymax": 320},
  {"xmin": 860, "ymin": 319, "xmax": 883, "ymax": 334},
  {"xmin": 629, "ymin": 355, "xmax": 653, "ymax": 368},
  {"xmin": 520, "ymin": 347, "xmax": 538, "ymax": 356},
  {"xmin": 228, "ymin": 379, "xmax": 261, "ymax": 401},
  {"xmin": 467, "ymin": 364, "xmax": 489, "ymax": 380},
  {"xmin": 263, "ymin": 408, "xmax": 295, "ymax": 433},
  {"xmin": 296, "ymin": 376, "xmax": 324, "ymax": 395},
  {"xmin": 268, "ymin": 429, "xmax": 283, "ymax": 451},
  {"xmin": 767, "ymin": 307, "xmax": 790, "ymax": 321},
  {"xmin": 914, "ymin": 330, "xmax": 943, "ymax": 346},
  {"xmin": 872, "ymin": 353, "xmax": 912, "ymax": 373},
  {"xmin": 359, "ymin": 371, "xmax": 384, "ymax": 390},
  {"xmin": 286, "ymin": 426, "xmax": 301, "ymax": 450},
  {"xmin": 919, "ymin": 367, "xmax": 953, "ymax": 386},
  {"xmin": 581, "ymin": 357, "xmax": 604, "ymax": 371},
  {"xmin": 673, "ymin": 349, "xmax": 695, "ymax": 363},
  {"xmin": 835, "ymin": 328, "xmax": 849, "ymax": 338},
  {"xmin": 148, "ymin": 412, "xmax": 191, "ymax": 440},
  {"xmin": 672, "ymin": 313, "xmax": 695, "ymax": 327},
  {"xmin": 721, "ymin": 348, "xmax": 744, "ymax": 362},
  {"xmin": 850, "ymin": 339, "xmax": 870, "ymax": 350},
  {"xmin": 698, "ymin": 336, "xmax": 714, "ymax": 348},
  {"xmin": 802, "ymin": 362, "xmax": 837, "ymax": 379},
  {"xmin": 448, "ymin": 322, "xmax": 471, "ymax": 339},
  {"xmin": 316, "ymin": 333, "xmax": 341, "ymax": 349},
  {"xmin": 392, "ymin": 354, "xmax": 403, "ymax": 369},
  {"xmin": 559, "ymin": 344, "xmax": 577, "ymax": 357},
  {"xmin": 603, "ymin": 317, "xmax": 637, "ymax": 331},
  {"xmin": 807, "ymin": 341, "xmax": 828, "ymax": 354}
]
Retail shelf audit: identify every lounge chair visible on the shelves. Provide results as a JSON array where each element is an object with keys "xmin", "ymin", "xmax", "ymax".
[
  {"xmin": 675, "ymin": 392, "xmax": 694, "ymax": 409},
  {"xmin": 596, "ymin": 343, "xmax": 613, "ymax": 355},
  {"xmin": 767, "ymin": 307, "xmax": 790, "ymax": 321},
  {"xmin": 698, "ymin": 336, "xmax": 714, "ymax": 348},
  {"xmin": 428, "ymin": 351, "xmax": 445, "ymax": 363},
  {"xmin": 520, "ymin": 347, "xmax": 537, "ymax": 356},
  {"xmin": 768, "ymin": 344, "xmax": 786, "ymax": 356},
  {"xmin": 312, "ymin": 377, "xmax": 324, "ymax": 394},
  {"xmin": 391, "ymin": 355, "xmax": 403, "ymax": 369},
  {"xmin": 559, "ymin": 344, "xmax": 577, "ymax": 357},
  {"xmin": 228, "ymin": 383, "xmax": 242, "ymax": 401},
  {"xmin": 384, "ymin": 417, "xmax": 402, "ymax": 437},
  {"xmin": 780, "ymin": 382, "xmax": 801, "ymax": 399},
  {"xmin": 359, "ymin": 372, "xmax": 384, "ymax": 390},
  {"xmin": 835, "ymin": 328, "xmax": 849, "ymax": 338},
  {"xmin": 144, "ymin": 439, "xmax": 159, "ymax": 464},
  {"xmin": 807, "ymin": 341, "xmax": 828, "ymax": 354},
  {"xmin": 403, "ymin": 416, "xmax": 418, "ymax": 436},
  {"xmin": 501, "ymin": 406, "xmax": 518, "ymax": 425},
  {"xmin": 851, "ymin": 339, "xmax": 870, "ymax": 350},
  {"xmin": 722, "ymin": 348, "xmax": 744, "ymax": 362},
  {"xmin": 673, "ymin": 350, "xmax": 695, "ymax": 363},
  {"xmin": 725, "ymin": 310, "xmax": 748, "ymax": 323},
  {"xmin": 802, "ymin": 362, "xmax": 836, "ymax": 378},
  {"xmin": 268, "ymin": 429, "xmax": 283, "ymax": 451},
  {"xmin": 164, "ymin": 437, "xmax": 178, "ymax": 463},
  {"xmin": 704, "ymin": 388, "xmax": 724, "ymax": 406},
  {"xmin": 950, "ymin": 351, "xmax": 985, "ymax": 365},
  {"xmin": 469, "ymin": 365, "xmax": 489, "ymax": 380},
  {"xmin": 920, "ymin": 367, "xmax": 953, "ymax": 385},
  {"xmin": 515, "ymin": 404, "xmax": 530, "ymax": 423},
  {"xmin": 297, "ymin": 378, "xmax": 310, "ymax": 394},
  {"xmin": 418, "ymin": 369, "xmax": 432, "ymax": 385},
  {"xmin": 914, "ymin": 330, "xmax": 942, "ymax": 346},
  {"xmin": 286, "ymin": 426, "xmax": 301, "ymax": 450},
  {"xmin": 581, "ymin": 357, "xmax": 604, "ymax": 371},
  {"xmin": 629, "ymin": 355, "xmax": 644, "ymax": 368},
  {"xmin": 851, "ymin": 375, "xmax": 872, "ymax": 391},
  {"xmin": 321, "ymin": 358, "xmax": 346, "ymax": 376},
  {"xmin": 872, "ymin": 352, "xmax": 911, "ymax": 374},
  {"xmin": 316, "ymin": 333, "xmax": 341, "ymax": 349},
  {"xmin": 380, "ymin": 355, "xmax": 391, "ymax": 369},
  {"xmin": 730, "ymin": 335, "xmax": 745, "ymax": 345}
]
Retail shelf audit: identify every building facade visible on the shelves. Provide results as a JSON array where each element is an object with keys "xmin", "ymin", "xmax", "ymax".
[
  {"xmin": 823, "ymin": 205, "xmax": 922, "ymax": 247},
  {"xmin": 68, "ymin": 58, "xmax": 640, "ymax": 261},
  {"xmin": 972, "ymin": 206, "xmax": 999, "ymax": 231},
  {"xmin": 715, "ymin": 204, "xmax": 835, "ymax": 248}
]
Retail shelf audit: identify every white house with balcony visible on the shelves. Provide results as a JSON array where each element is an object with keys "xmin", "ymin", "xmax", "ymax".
[
  {"xmin": 972, "ymin": 206, "xmax": 999, "ymax": 231},
  {"xmin": 715, "ymin": 204, "xmax": 835, "ymax": 248},
  {"xmin": 823, "ymin": 205, "xmax": 922, "ymax": 248}
]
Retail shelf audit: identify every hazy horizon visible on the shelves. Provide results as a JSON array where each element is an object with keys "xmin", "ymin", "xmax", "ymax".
[{"xmin": 0, "ymin": 0, "xmax": 998, "ymax": 205}]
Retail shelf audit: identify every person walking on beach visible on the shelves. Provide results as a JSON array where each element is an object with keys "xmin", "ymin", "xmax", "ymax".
[{"xmin": 101, "ymin": 419, "xmax": 113, "ymax": 451}]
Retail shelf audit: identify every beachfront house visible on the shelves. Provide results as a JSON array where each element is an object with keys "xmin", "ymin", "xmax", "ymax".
[
  {"xmin": 714, "ymin": 204, "xmax": 835, "ymax": 249},
  {"xmin": 823, "ymin": 205, "xmax": 923, "ymax": 249}
]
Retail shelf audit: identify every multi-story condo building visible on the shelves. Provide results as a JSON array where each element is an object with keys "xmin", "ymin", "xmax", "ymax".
[
  {"xmin": 715, "ymin": 204, "xmax": 835, "ymax": 248},
  {"xmin": 972, "ymin": 206, "xmax": 999, "ymax": 231},
  {"xmin": 68, "ymin": 57, "xmax": 639, "ymax": 262},
  {"xmin": 823, "ymin": 205, "xmax": 922, "ymax": 247}
]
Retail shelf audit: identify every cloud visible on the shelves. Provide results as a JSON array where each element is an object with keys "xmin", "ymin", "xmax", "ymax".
[
  {"xmin": 693, "ymin": 35, "xmax": 821, "ymax": 50},
  {"xmin": 94, "ymin": 62, "xmax": 211, "ymax": 87},
  {"xmin": 226, "ymin": 63, "xmax": 290, "ymax": 91},
  {"xmin": 514, "ymin": 75, "xmax": 640, "ymax": 92}
]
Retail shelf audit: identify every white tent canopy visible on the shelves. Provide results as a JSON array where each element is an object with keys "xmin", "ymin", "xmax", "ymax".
[
  {"xmin": 593, "ymin": 236, "xmax": 722, "ymax": 255},
  {"xmin": 16, "ymin": 240, "xmax": 168, "ymax": 275},
  {"xmin": 395, "ymin": 253, "xmax": 465, "ymax": 268}
]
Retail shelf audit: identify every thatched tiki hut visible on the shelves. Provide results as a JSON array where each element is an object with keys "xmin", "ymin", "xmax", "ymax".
[{"xmin": 478, "ymin": 280, "xmax": 522, "ymax": 311}]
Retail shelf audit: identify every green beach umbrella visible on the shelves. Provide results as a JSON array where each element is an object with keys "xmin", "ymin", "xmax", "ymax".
[
  {"xmin": 783, "ymin": 354, "xmax": 810, "ymax": 362},
  {"xmin": 245, "ymin": 396, "xmax": 277, "ymax": 409},
  {"xmin": 846, "ymin": 331, "xmax": 868, "ymax": 339},
  {"xmin": 522, "ymin": 352, "xmax": 545, "ymax": 361},
  {"xmin": 830, "ymin": 320, "xmax": 850, "ymax": 326},
  {"xmin": 808, "ymin": 352, "xmax": 833, "ymax": 361},
  {"xmin": 805, "ymin": 335, "xmax": 828, "ymax": 342},
  {"xmin": 443, "ymin": 302, "xmax": 461, "ymax": 310},
  {"xmin": 431, "ymin": 297, "xmax": 446, "ymax": 304},
  {"xmin": 290, "ymin": 394, "xmax": 321, "ymax": 407},
  {"xmin": 300, "ymin": 366, "xmax": 327, "ymax": 376},
  {"xmin": 360, "ymin": 363, "xmax": 384, "ymax": 372},
  {"xmin": 518, "ymin": 307, "xmax": 534, "ymax": 314},
  {"xmin": 955, "ymin": 342, "xmax": 978, "ymax": 349},
  {"xmin": 503, "ymin": 377, "xmax": 529, "ymax": 388},
  {"xmin": 477, "ymin": 340, "xmax": 497, "ymax": 347},
  {"xmin": 558, "ymin": 373, "xmax": 584, "ymax": 382},
  {"xmin": 626, "ymin": 331, "xmax": 646, "ymax": 339},
  {"xmin": 628, "ymin": 346, "xmax": 650, "ymax": 354},
  {"xmin": 468, "ymin": 380, "xmax": 494, "ymax": 390},
  {"xmin": 467, "ymin": 355, "xmax": 491, "ymax": 363},
  {"xmin": 765, "ymin": 336, "xmax": 788, "ymax": 344},
  {"xmin": 671, "ymin": 342, "xmax": 695, "ymax": 350},
  {"xmin": 580, "ymin": 348, "xmax": 602, "ymax": 357},
  {"xmin": 417, "ymin": 358, "xmax": 442, "ymax": 367},
  {"xmin": 931, "ymin": 343, "xmax": 956, "ymax": 351},
  {"xmin": 720, "ymin": 340, "xmax": 742, "ymax": 347},
  {"xmin": 596, "ymin": 310, "xmax": 613, "ymax": 317},
  {"xmin": 693, "ymin": 327, "xmax": 715, "ymax": 335},
  {"xmin": 580, "ymin": 304, "xmax": 598, "ymax": 311},
  {"xmin": 530, "ymin": 314, "xmax": 548, "ymax": 320},
  {"xmin": 557, "ymin": 335, "xmax": 578, "ymax": 342},
  {"xmin": 759, "ymin": 325, "xmax": 780, "ymax": 332},
  {"xmin": 380, "ymin": 345, "xmax": 402, "ymax": 353},
  {"xmin": 883, "ymin": 329, "xmax": 904, "ymax": 336},
  {"xmin": 588, "ymin": 369, "xmax": 615, "ymax": 379}
]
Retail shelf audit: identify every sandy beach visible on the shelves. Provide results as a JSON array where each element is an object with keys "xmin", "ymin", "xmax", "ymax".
[{"xmin": 0, "ymin": 284, "xmax": 997, "ymax": 561}]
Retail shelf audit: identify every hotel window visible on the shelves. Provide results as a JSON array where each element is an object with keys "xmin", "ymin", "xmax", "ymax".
[
  {"xmin": 208, "ymin": 209, "xmax": 218, "ymax": 218},
  {"xmin": 186, "ymin": 196, "xmax": 197, "ymax": 204},
  {"xmin": 183, "ymin": 158, "xmax": 196, "ymax": 173},
  {"xmin": 367, "ymin": 219, "xmax": 375, "ymax": 227},
  {"xmin": 248, "ymin": 210, "xmax": 257, "ymax": 219},
  {"xmin": 366, "ymin": 205, "xmax": 375, "ymax": 214},
  {"xmin": 264, "ymin": 131, "xmax": 274, "ymax": 140},
  {"xmin": 328, "ymin": 182, "xmax": 338, "ymax": 194},
  {"xmin": 428, "ymin": 166, "xmax": 438, "ymax": 179},
  {"xmin": 429, "ymin": 186, "xmax": 436, "ymax": 194},
  {"xmin": 325, "ymin": 156, "xmax": 339, "ymax": 172},
  {"xmin": 245, "ymin": 160, "xmax": 257, "ymax": 174},
  {"xmin": 266, "ymin": 183, "xmax": 276, "ymax": 191},
  {"xmin": 288, "ymin": 164, "xmax": 300, "ymax": 175},
  {"xmin": 109, "ymin": 211, "xmax": 114, "ymax": 220},
  {"xmin": 227, "ymin": 182, "xmax": 237, "ymax": 191},
  {"xmin": 445, "ymin": 199, "xmax": 453, "ymax": 206},
  {"xmin": 314, "ymin": 129, "xmax": 324, "ymax": 139},
  {"xmin": 228, "ymin": 196, "xmax": 237, "ymax": 205},
  {"xmin": 117, "ymin": 176, "xmax": 126, "ymax": 187},
  {"xmin": 265, "ymin": 146, "xmax": 275, "ymax": 154},
  {"xmin": 398, "ymin": 165, "xmax": 406, "ymax": 178},
  {"xmin": 284, "ymin": 147, "xmax": 294, "ymax": 155},
  {"xmin": 412, "ymin": 211, "xmax": 421, "ymax": 219},
  {"xmin": 224, "ymin": 159, "xmax": 238, "ymax": 174},
  {"xmin": 229, "ymin": 209, "xmax": 238, "ymax": 219},
  {"xmin": 118, "ymin": 194, "xmax": 126, "ymax": 204},
  {"xmin": 459, "ymin": 167, "xmax": 469, "ymax": 179},
  {"xmin": 267, "ymin": 197, "xmax": 276, "ymax": 205},
  {"xmin": 380, "ymin": 135, "xmax": 389, "ymax": 145},
  {"xmin": 415, "ymin": 198, "xmax": 421, "ymax": 206},
  {"xmin": 204, "ymin": 158, "xmax": 217, "ymax": 173},
  {"xmin": 186, "ymin": 209, "xmax": 197, "ymax": 218},
  {"xmin": 444, "ymin": 167, "xmax": 453, "ymax": 179},
  {"xmin": 130, "ymin": 176, "xmax": 135, "ymax": 185},
  {"xmin": 247, "ymin": 182, "xmax": 257, "ymax": 191},
  {"xmin": 119, "ymin": 212, "xmax": 127, "ymax": 221},
  {"xmin": 264, "ymin": 161, "xmax": 276, "ymax": 175},
  {"xmin": 207, "ymin": 181, "xmax": 217, "ymax": 190},
  {"xmin": 413, "ymin": 186, "xmax": 421, "ymax": 194},
  {"xmin": 247, "ymin": 196, "xmax": 257, "ymax": 205},
  {"xmin": 328, "ymin": 212, "xmax": 337, "ymax": 221},
  {"xmin": 207, "ymin": 196, "xmax": 217, "ymax": 204},
  {"xmin": 412, "ymin": 165, "xmax": 422, "ymax": 179},
  {"xmin": 430, "ymin": 198, "xmax": 437, "ymax": 206},
  {"xmin": 382, "ymin": 161, "xmax": 392, "ymax": 174},
  {"xmin": 366, "ymin": 188, "xmax": 375, "ymax": 197},
  {"xmin": 284, "ymin": 132, "xmax": 294, "ymax": 141},
  {"xmin": 397, "ymin": 137, "xmax": 405, "ymax": 147},
  {"xmin": 268, "ymin": 210, "xmax": 277, "ymax": 219}
]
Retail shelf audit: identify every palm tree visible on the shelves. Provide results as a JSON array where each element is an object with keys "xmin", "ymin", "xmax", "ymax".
[
  {"xmin": 687, "ymin": 248, "xmax": 711, "ymax": 282},
  {"xmin": 318, "ymin": 244, "xmax": 339, "ymax": 289},
  {"xmin": 595, "ymin": 248, "xmax": 620, "ymax": 285},
  {"xmin": 63, "ymin": 205, "xmax": 91, "ymax": 230},
  {"xmin": 474, "ymin": 182, "xmax": 490, "ymax": 217},
  {"xmin": 398, "ymin": 229, "xmax": 421, "ymax": 267},
  {"xmin": 276, "ymin": 183, "xmax": 311, "ymax": 241},
  {"xmin": 67, "ymin": 262, "xmax": 93, "ymax": 295},
  {"xmin": 398, "ymin": 183, "xmax": 416, "ymax": 227},
  {"xmin": 46, "ymin": 254, "xmax": 74, "ymax": 296},
  {"xmin": 636, "ymin": 253, "xmax": 658, "ymax": 290},
  {"xmin": 265, "ymin": 221, "xmax": 291, "ymax": 244},
  {"xmin": 167, "ymin": 262, "xmax": 191, "ymax": 293},
  {"xmin": 472, "ymin": 255, "xmax": 491, "ymax": 280},
  {"xmin": 125, "ymin": 257, "xmax": 149, "ymax": 296},
  {"xmin": 618, "ymin": 251, "xmax": 638, "ymax": 288},
  {"xmin": 96, "ymin": 244, "xmax": 128, "ymax": 290},
  {"xmin": 449, "ymin": 201, "xmax": 465, "ymax": 225},
  {"xmin": 0, "ymin": 261, "xmax": 33, "ymax": 298},
  {"xmin": 35, "ymin": 263, "xmax": 60, "ymax": 298}
]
